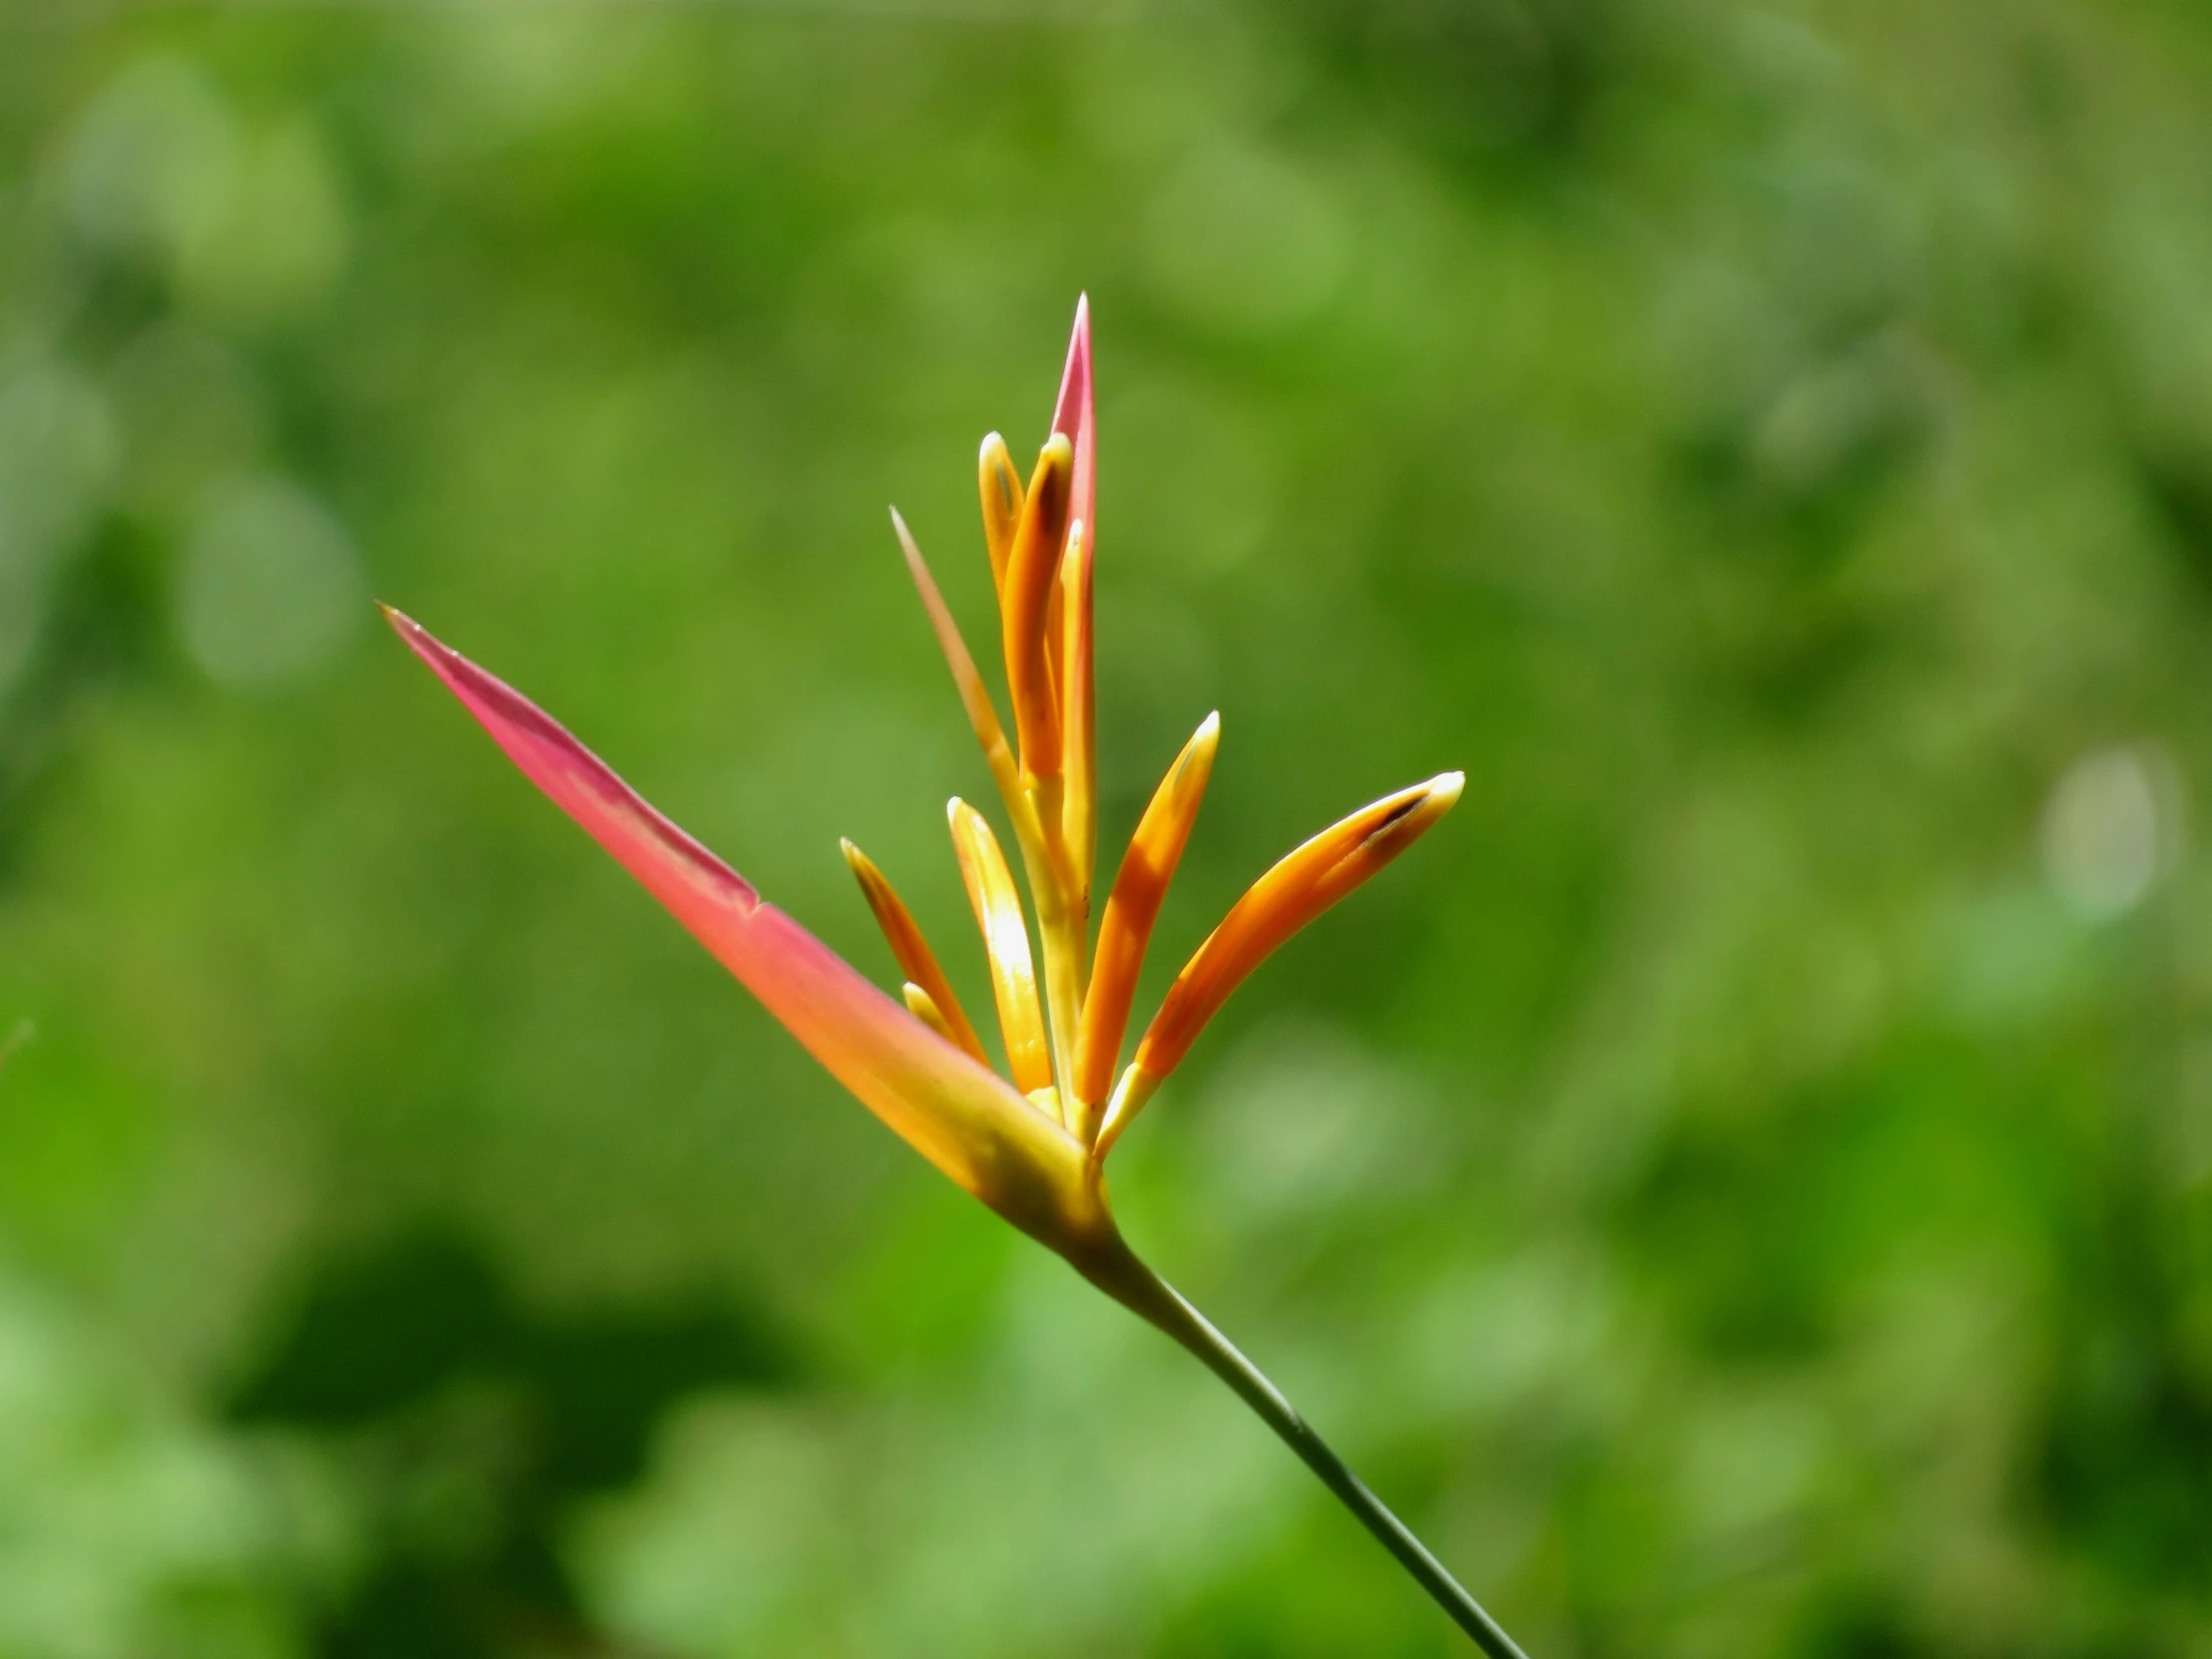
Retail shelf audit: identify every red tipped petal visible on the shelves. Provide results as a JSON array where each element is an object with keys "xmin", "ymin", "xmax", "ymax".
[
  {"xmin": 1049, "ymin": 297, "xmax": 1097, "ymax": 897},
  {"xmin": 383, "ymin": 608, "xmax": 1101, "ymax": 1247},
  {"xmin": 1050, "ymin": 294, "xmax": 1095, "ymax": 553}
]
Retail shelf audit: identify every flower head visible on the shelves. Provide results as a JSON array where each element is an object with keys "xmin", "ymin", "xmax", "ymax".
[{"xmin": 386, "ymin": 298, "xmax": 1458, "ymax": 1300}]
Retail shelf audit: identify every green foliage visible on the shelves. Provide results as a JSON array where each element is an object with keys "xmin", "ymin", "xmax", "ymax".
[{"xmin": 2, "ymin": 0, "xmax": 2211, "ymax": 1652}]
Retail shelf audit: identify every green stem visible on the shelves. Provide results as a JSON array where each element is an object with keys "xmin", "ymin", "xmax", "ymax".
[{"xmin": 1092, "ymin": 1256, "xmax": 1531, "ymax": 1657}]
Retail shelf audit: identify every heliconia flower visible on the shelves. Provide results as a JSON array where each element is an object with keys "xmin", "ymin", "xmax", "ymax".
[{"xmin": 387, "ymin": 299, "xmax": 1526, "ymax": 1657}]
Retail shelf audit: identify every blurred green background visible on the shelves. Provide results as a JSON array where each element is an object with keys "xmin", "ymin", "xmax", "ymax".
[{"xmin": 2, "ymin": 0, "xmax": 2211, "ymax": 1653}]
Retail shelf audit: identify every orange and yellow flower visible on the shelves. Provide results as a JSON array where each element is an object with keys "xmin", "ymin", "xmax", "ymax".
[{"xmin": 384, "ymin": 297, "xmax": 1459, "ymax": 1314}]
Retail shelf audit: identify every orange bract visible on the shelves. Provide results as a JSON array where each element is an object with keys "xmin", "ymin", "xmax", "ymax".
[
  {"xmin": 1139, "ymin": 774, "xmax": 1464, "ymax": 1082},
  {"xmin": 1074, "ymin": 712, "xmax": 1219, "ymax": 1112},
  {"xmin": 1001, "ymin": 435, "xmax": 1071, "ymax": 783},
  {"xmin": 1098, "ymin": 772, "xmax": 1462, "ymax": 1154},
  {"xmin": 841, "ymin": 838, "xmax": 988, "ymax": 1067},
  {"xmin": 978, "ymin": 432, "xmax": 1022, "ymax": 597}
]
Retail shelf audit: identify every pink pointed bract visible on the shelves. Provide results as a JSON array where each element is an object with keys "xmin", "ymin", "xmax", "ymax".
[
  {"xmin": 382, "ymin": 607, "xmax": 1096, "ymax": 1248},
  {"xmin": 1050, "ymin": 293, "xmax": 1095, "ymax": 549}
]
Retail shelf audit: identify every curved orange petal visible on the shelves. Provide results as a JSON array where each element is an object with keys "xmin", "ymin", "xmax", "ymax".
[
  {"xmin": 384, "ymin": 607, "xmax": 1107, "ymax": 1253},
  {"xmin": 1073, "ymin": 712, "xmax": 1219, "ymax": 1113},
  {"xmin": 978, "ymin": 433, "xmax": 1023, "ymax": 597},
  {"xmin": 1101, "ymin": 772, "xmax": 1462, "ymax": 1155},
  {"xmin": 1001, "ymin": 436, "xmax": 1070, "ymax": 782},
  {"xmin": 840, "ymin": 838, "xmax": 990, "ymax": 1068}
]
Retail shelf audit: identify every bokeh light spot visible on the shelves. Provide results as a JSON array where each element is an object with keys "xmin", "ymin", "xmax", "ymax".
[{"xmin": 2039, "ymin": 744, "xmax": 2182, "ymax": 922}]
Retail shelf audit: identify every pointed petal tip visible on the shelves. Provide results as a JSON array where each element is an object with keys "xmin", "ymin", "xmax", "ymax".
[
  {"xmin": 382, "ymin": 605, "xmax": 458, "ymax": 674},
  {"xmin": 1355, "ymin": 771, "xmax": 1462, "ymax": 856},
  {"xmin": 889, "ymin": 508, "xmax": 929, "ymax": 578},
  {"xmin": 889, "ymin": 509, "xmax": 935, "ymax": 587},
  {"xmin": 1399, "ymin": 772, "xmax": 1464, "ymax": 834},
  {"xmin": 380, "ymin": 607, "xmax": 476, "ymax": 686},
  {"xmin": 1175, "ymin": 712, "xmax": 1222, "ymax": 787},
  {"xmin": 902, "ymin": 982, "xmax": 956, "ymax": 1044}
]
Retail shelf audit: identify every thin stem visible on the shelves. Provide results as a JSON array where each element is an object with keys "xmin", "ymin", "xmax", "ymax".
[{"xmin": 1099, "ymin": 1260, "xmax": 1531, "ymax": 1657}]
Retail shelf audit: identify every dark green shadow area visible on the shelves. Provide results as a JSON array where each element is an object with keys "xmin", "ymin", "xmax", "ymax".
[{"xmin": 227, "ymin": 1230, "xmax": 798, "ymax": 1659}]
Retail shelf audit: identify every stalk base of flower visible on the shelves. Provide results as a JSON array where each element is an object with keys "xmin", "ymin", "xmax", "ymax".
[{"xmin": 1074, "ymin": 1242, "xmax": 1531, "ymax": 1659}]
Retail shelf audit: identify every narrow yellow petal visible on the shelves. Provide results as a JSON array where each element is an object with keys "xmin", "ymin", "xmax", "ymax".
[
  {"xmin": 1103, "ymin": 772, "xmax": 1463, "ymax": 1154},
  {"xmin": 891, "ymin": 509, "xmax": 1024, "ymax": 815},
  {"xmin": 1001, "ymin": 435, "xmax": 1070, "ymax": 782},
  {"xmin": 948, "ymin": 797, "xmax": 1055, "ymax": 1097},
  {"xmin": 1073, "ymin": 712, "xmax": 1218, "ymax": 1114},
  {"xmin": 1060, "ymin": 519, "xmax": 1096, "ymax": 906},
  {"xmin": 841, "ymin": 837, "xmax": 991, "ymax": 1068},
  {"xmin": 978, "ymin": 432, "xmax": 1023, "ymax": 597}
]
